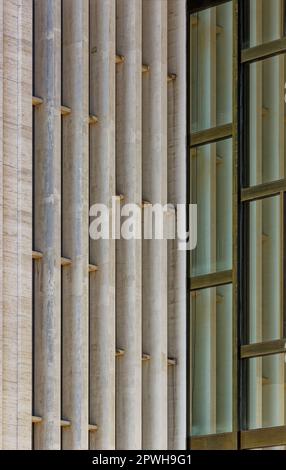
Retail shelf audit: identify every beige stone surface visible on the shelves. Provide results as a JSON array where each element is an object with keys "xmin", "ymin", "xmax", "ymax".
[
  {"xmin": 0, "ymin": 0, "xmax": 32, "ymax": 450},
  {"xmin": 0, "ymin": 0, "xmax": 187, "ymax": 450},
  {"xmin": 89, "ymin": 0, "xmax": 116, "ymax": 450},
  {"xmin": 142, "ymin": 0, "xmax": 168, "ymax": 450},
  {"xmin": 116, "ymin": 0, "xmax": 143, "ymax": 450},
  {"xmin": 61, "ymin": 0, "xmax": 89, "ymax": 450},
  {"xmin": 33, "ymin": 0, "xmax": 61, "ymax": 450},
  {"xmin": 167, "ymin": 0, "xmax": 187, "ymax": 450}
]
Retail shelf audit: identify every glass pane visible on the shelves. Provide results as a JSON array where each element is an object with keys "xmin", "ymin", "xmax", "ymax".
[
  {"xmin": 190, "ymin": 1, "xmax": 232, "ymax": 132},
  {"xmin": 191, "ymin": 285, "xmax": 233, "ymax": 436},
  {"xmin": 248, "ymin": 196, "xmax": 282, "ymax": 344},
  {"xmin": 248, "ymin": 54, "xmax": 286, "ymax": 186},
  {"xmin": 246, "ymin": 353, "xmax": 286, "ymax": 430},
  {"xmin": 243, "ymin": 0, "xmax": 283, "ymax": 49},
  {"xmin": 191, "ymin": 140, "xmax": 232, "ymax": 276}
]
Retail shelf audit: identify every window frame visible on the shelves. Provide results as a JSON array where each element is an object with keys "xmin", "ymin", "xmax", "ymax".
[
  {"xmin": 239, "ymin": 0, "xmax": 286, "ymax": 446},
  {"xmin": 187, "ymin": 0, "xmax": 238, "ymax": 449},
  {"xmin": 188, "ymin": 0, "xmax": 286, "ymax": 450}
]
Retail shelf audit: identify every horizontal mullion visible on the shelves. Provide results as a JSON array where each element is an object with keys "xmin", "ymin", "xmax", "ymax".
[
  {"xmin": 188, "ymin": 432, "xmax": 237, "ymax": 450},
  {"xmin": 190, "ymin": 270, "xmax": 233, "ymax": 291},
  {"xmin": 190, "ymin": 123, "xmax": 233, "ymax": 148},
  {"xmin": 240, "ymin": 339, "xmax": 286, "ymax": 359},
  {"xmin": 241, "ymin": 179, "xmax": 286, "ymax": 202},
  {"xmin": 241, "ymin": 37, "xmax": 286, "ymax": 64},
  {"xmin": 240, "ymin": 426, "xmax": 286, "ymax": 449}
]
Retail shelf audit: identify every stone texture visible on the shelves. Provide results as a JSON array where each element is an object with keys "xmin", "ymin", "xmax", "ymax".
[
  {"xmin": 116, "ymin": 0, "xmax": 142, "ymax": 450},
  {"xmin": 0, "ymin": 0, "xmax": 32, "ymax": 450},
  {"xmin": 61, "ymin": 0, "xmax": 89, "ymax": 450},
  {"xmin": 89, "ymin": 0, "xmax": 116, "ymax": 451},
  {"xmin": 0, "ymin": 0, "xmax": 187, "ymax": 450},
  {"xmin": 142, "ymin": 0, "xmax": 168, "ymax": 450},
  {"xmin": 33, "ymin": 0, "xmax": 62, "ymax": 450}
]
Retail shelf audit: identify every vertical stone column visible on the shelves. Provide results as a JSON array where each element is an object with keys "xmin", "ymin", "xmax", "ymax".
[
  {"xmin": 89, "ymin": 0, "xmax": 116, "ymax": 450},
  {"xmin": 142, "ymin": 0, "xmax": 168, "ymax": 450},
  {"xmin": 0, "ymin": 0, "xmax": 32, "ymax": 450},
  {"xmin": 0, "ymin": 0, "xmax": 3, "ymax": 449},
  {"xmin": 61, "ymin": 0, "xmax": 89, "ymax": 450},
  {"xmin": 33, "ymin": 0, "xmax": 61, "ymax": 449},
  {"xmin": 116, "ymin": 0, "xmax": 142, "ymax": 450},
  {"xmin": 167, "ymin": 0, "xmax": 187, "ymax": 450}
]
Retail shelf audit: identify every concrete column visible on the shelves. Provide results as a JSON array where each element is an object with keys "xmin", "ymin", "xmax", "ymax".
[
  {"xmin": 0, "ymin": 0, "xmax": 3, "ymax": 449},
  {"xmin": 33, "ymin": 0, "xmax": 61, "ymax": 449},
  {"xmin": 142, "ymin": 0, "xmax": 168, "ymax": 450},
  {"xmin": 167, "ymin": 0, "xmax": 187, "ymax": 450},
  {"xmin": 0, "ymin": 0, "xmax": 32, "ymax": 450},
  {"xmin": 61, "ymin": 0, "xmax": 89, "ymax": 449},
  {"xmin": 89, "ymin": 0, "xmax": 116, "ymax": 450},
  {"xmin": 116, "ymin": 0, "xmax": 142, "ymax": 450}
]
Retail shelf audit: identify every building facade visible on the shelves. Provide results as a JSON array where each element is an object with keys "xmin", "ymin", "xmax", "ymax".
[
  {"xmin": 0, "ymin": 0, "xmax": 286, "ymax": 452},
  {"xmin": 0, "ymin": 0, "xmax": 186, "ymax": 450}
]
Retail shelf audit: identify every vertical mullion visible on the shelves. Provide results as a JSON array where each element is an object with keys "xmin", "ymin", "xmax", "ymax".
[
  {"xmin": 280, "ymin": 192, "xmax": 285, "ymax": 338},
  {"xmin": 282, "ymin": 193, "xmax": 286, "ymax": 429},
  {"xmin": 283, "ymin": 0, "xmax": 286, "ymax": 37},
  {"xmin": 248, "ymin": 1, "xmax": 263, "ymax": 430},
  {"xmin": 279, "ymin": 191, "xmax": 285, "ymax": 423},
  {"xmin": 282, "ymin": 193, "xmax": 286, "ymax": 339},
  {"xmin": 232, "ymin": 0, "xmax": 239, "ymax": 441}
]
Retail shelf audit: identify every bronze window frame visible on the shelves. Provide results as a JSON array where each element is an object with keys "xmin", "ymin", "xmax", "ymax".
[
  {"xmin": 187, "ymin": 0, "xmax": 238, "ymax": 449},
  {"xmin": 239, "ymin": 0, "xmax": 286, "ymax": 447},
  {"xmin": 187, "ymin": 0, "xmax": 286, "ymax": 450}
]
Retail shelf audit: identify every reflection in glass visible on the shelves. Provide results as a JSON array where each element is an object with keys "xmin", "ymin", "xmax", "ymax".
[
  {"xmin": 190, "ymin": 2, "xmax": 232, "ymax": 132},
  {"xmin": 244, "ymin": 0, "xmax": 283, "ymax": 48},
  {"xmin": 191, "ymin": 140, "xmax": 232, "ymax": 276},
  {"xmin": 247, "ymin": 353, "xmax": 286, "ymax": 429},
  {"xmin": 252, "ymin": 446, "xmax": 286, "ymax": 450},
  {"xmin": 248, "ymin": 196, "xmax": 282, "ymax": 344},
  {"xmin": 191, "ymin": 285, "xmax": 232, "ymax": 436},
  {"xmin": 249, "ymin": 54, "xmax": 285, "ymax": 186}
]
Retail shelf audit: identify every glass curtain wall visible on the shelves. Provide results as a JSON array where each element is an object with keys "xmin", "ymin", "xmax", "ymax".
[
  {"xmin": 241, "ymin": 0, "xmax": 286, "ymax": 437},
  {"xmin": 189, "ymin": 0, "xmax": 286, "ymax": 450},
  {"xmin": 189, "ymin": 0, "xmax": 234, "ymax": 439}
]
